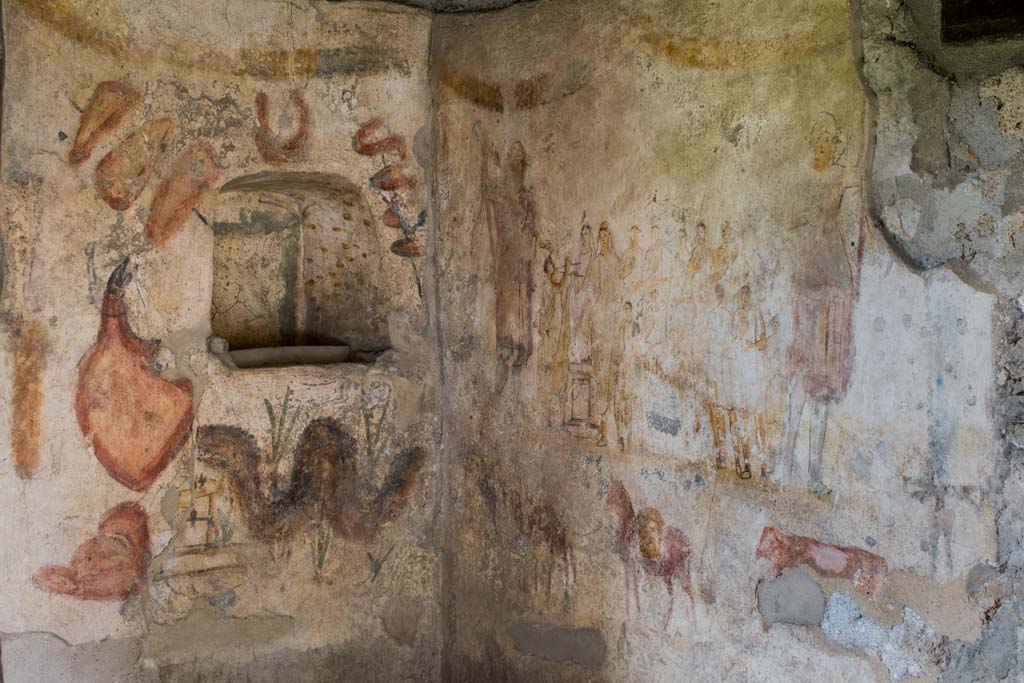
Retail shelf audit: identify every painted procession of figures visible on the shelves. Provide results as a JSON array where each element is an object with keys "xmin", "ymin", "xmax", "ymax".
[{"xmin": 478, "ymin": 114, "xmax": 864, "ymax": 495}]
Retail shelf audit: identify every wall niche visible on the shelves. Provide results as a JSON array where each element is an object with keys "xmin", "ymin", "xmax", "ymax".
[{"xmin": 211, "ymin": 172, "xmax": 389, "ymax": 365}]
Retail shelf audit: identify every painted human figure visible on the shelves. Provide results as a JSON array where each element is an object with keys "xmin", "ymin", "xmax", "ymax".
[
  {"xmin": 613, "ymin": 301, "xmax": 638, "ymax": 451},
  {"xmin": 731, "ymin": 283, "xmax": 770, "ymax": 477},
  {"xmin": 644, "ymin": 224, "xmax": 666, "ymax": 289},
  {"xmin": 780, "ymin": 115, "xmax": 865, "ymax": 496},
  {"xmin": 664, "ymin": 226, "xmax": 690, "ymax": 353},
  {"xmin": 711, "ymin": 221, "xmax": 736, "ymax": 285},
  {"xmin": 706, "ymin": 283, "xmax": 738, "ymax": 472},
  {"xmin": 687, "ymin": 222, "xmax": 709, "ymax": 287},
  {"xmin": 591, "ymin": 222, "xmax": 621, "ymax": 446},
  {"xmin": 480, "ymin": 139, "xmax": 538, "ymax": 392},
  {"xmin": 621, "ymin": 225, "xmax": 641, "ymax": 291},
  {"xmin": 541, "ymin": 251, "xmax": 573, "ymax": 419},
  {"xmin": 566, "ymin": 223, "xmax": 597, "ymax": 428}
]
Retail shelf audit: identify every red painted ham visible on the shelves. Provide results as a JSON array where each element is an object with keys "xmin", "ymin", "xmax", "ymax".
[
  {"xmin": 75, "ymin": 260, "xmax": 193, "ymax": 491},
  {"xmin": 32, "ymin": 502, "xmax": 150, "ymax": 601},
  {"xmin": 94, "ymin": 117, "xmax": 174, "ymax": 210},
  {"xmin": 68, "ymin": 81, "xmax": 139, "ymax": 166},
  {"xmin": 145, "ymin": 142, "xmax": 219, "ymax": 247}
]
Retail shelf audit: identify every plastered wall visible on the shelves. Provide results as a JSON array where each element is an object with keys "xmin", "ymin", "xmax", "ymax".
[
  {"xmin": 433, "ymin": 0, "xmax": 1018, "ymax": 681},
  {"xmin": 0, "ymin": 1, "xmax": 442, "ymax": 680},
  {"xmin": 1, "ymin": 0, "xmax": 1021, "ymax": 681}
]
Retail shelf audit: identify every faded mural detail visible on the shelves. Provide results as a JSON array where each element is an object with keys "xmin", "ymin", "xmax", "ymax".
[
  {"xmin": 436, "ymin": 0, "xmax": 1002, "ymax": 681},
  {"xmin": 67, "ymin": 81, "xmax": 140, "ymax": 166},
  {"xmin": 0, "ymin": 0, "xmax": 1016, "ymax": 680},
  {"xmin": 74, "ymin": 260, "xmax": 193, "ymax": 492},
  {"xmin": 607, "ymin": 479, "xmax": 694, "ymax": 630},
  {"xmin": 755, "ymin": 526, "xmax": 888, "ymax": 594},
  {"xmin": 32, "ymin": 502, "xmax": 151, "ymax": 601},
  {"xmin": 1, "ymin": 1, "xmax": 438, "ymax": 678},
  {"xmin": 476, "ymin": 128, "xmax": 538, "ymax": 391}
]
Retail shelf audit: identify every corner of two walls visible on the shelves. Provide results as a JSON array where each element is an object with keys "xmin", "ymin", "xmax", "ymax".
[{"xmin": 1, "ymin": 0, "xmax": 1022, "ymax": 680}]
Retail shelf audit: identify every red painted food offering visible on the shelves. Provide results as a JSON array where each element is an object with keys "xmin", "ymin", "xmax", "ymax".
[
  {"xmin": 145, "ymin": 142, "xmax": 219, "ymax": 247},
  {"xmin": 389, "ymin": 236, "xmax": 423, "ymax": 258},
  {"xmin": 68, "ymin": 81, "xmax": 140, "ymax": 165},
  {"xmin": 755, "ymin": 526, "xmax": 888, "ymax": 593},
  {"xmin": 352, "ymin": 118, "xmax": 408, "ymax": 160},
  {"xmin": 32, "ymin": 502, "xmax": 150, "ymax": 601},
  {"xmin": 94, "ymin": 117, "xmax": 174, "ymax": 210},
  {"xmin": 382, "ymin": 206, "xmax": 402, "ymax": 228},
  {"xmin": 370, "ymin": 166, "xmax": 417, "ymax": 192},
  {"xmin": 254, "ymin": 89, "xmax": 309, "ymax": 164},
  {"xmin": 74, "ymin": 260, "xmax": 193, "ymax": 491}
]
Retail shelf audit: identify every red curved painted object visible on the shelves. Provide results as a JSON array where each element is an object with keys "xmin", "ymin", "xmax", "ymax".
[
  {"xmin": 145, "ymin": 142, "xmax": 219, "ymax": 247},
  {"xmin": 68, "ymin": 81, "xmax": 139, "ymax": 166},
  {"xmin": 32, "ymin": 502, "xmax": 150, "ymax": 601},
  {"xmin": 94, "ymin": 117, "xmax": 174, "ymax": 210},
  {"xmin": 74, "ymin": 260, "xmax": 193, "ymax": 491}
]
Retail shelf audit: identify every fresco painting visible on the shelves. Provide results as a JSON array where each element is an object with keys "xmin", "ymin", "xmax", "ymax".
[
  {"xmin": 476, "ymin": 128, "xmax": 538, "ymax": 391},
  {"xmin": 255, "ymin": 89, "xmax": 310, "ymax": 165},
  {"xmin": 67, "ymin": 80, "xmax": 140, "ymax": 166},
  {"xmin": 94, "ymin": 116, "xmax": 175, "ymax": 211},
  {"xmin": 0, "ymin": 0, "xmax": 1013, "ymax": 679},
  {"xmin": 196, "ymin": 416, "xmax": 425, "ymax": 543},
  {"xmin": 74, "ymin": 260, "xmax": 194, "ymax": 492},
  {"xmin": 145, "ymin": 142, "xmax": 220, "ymax": 247},
  {"xmin": 32, "ymin": 503, "xmax": 150, "ymax": 601},
  {"xmin": 755, "ymin": 526, "xmax": 889, "ymax": 594},
  {"xmin": 434, "ymin": 0, "xmax": 1004, "ymax": 680},
  {"xmin": 607, "ymin": 480, "xmax": 694, "ymax": 630},
  {"xmin": 353, "ymin": 117, "xmax": 427, "ymax": 289},
  {"xmin": 457, "ymin": 109, "xmax": 869, "ymax": 495}
]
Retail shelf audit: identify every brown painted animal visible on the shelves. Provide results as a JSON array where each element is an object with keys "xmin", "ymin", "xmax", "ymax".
[
  {"xmin": 607, "ymin": 479, "xmax": 694, "ymax": 629},
  {"xmin": 33, "ymin": 502, "xmax": 150, "ymax": 601},
  {"xmin": 196, "ymin": 418, "xmax": 424, "ymax": 542},
  {"xmin": 468, "ymin": 454, "xmax": 577, "ymax": 597}
]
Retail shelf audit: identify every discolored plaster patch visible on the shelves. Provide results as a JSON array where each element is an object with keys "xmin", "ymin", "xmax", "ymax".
[
  {"xmin": 756, "ymin": 567, "xmax": 825, "ymax": 629},
  {"xmin": 505, "ymin": 622, "xmax": 607, "ymax": 670},
  {"xmin": 820, "ymin": 592, "xmax": 945, "ymax": 681},
  {"xmin": 0, "ymin": 631, "xmax": 141, "ymax": 683},
  {"xmin": 981, "ymin": 67, "xmax": 1024, "ymax": 143}
]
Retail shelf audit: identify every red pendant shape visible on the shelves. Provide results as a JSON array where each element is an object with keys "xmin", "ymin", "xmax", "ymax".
[
  {"xmin": 94, "ymin": 117, "xmax": 174, "ymax": 210},
  {"xmin": 75, "ymin": 260, "xmax": 193, "ymax": 491}
]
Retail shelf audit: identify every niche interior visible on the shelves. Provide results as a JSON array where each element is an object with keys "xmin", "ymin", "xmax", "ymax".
[{"xmin": 211, "ymin": 172, "xmax": 389, "ymax": 366}]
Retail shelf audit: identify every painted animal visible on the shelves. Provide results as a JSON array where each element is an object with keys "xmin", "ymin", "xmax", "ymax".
[
  {"xmin": 756, "ymin": 525, "xmax": 887, "ymax": 593},
  {"xmin": 607, "ymin": 479, "xmax": 694, "ymax": 629},
  {"xmin": 196, "ymin": 418, "xmax": 424, "ymax": 542},
  {"xmin": 469, "ymin": 454, "xmax": 576, "ymax": 597}
]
